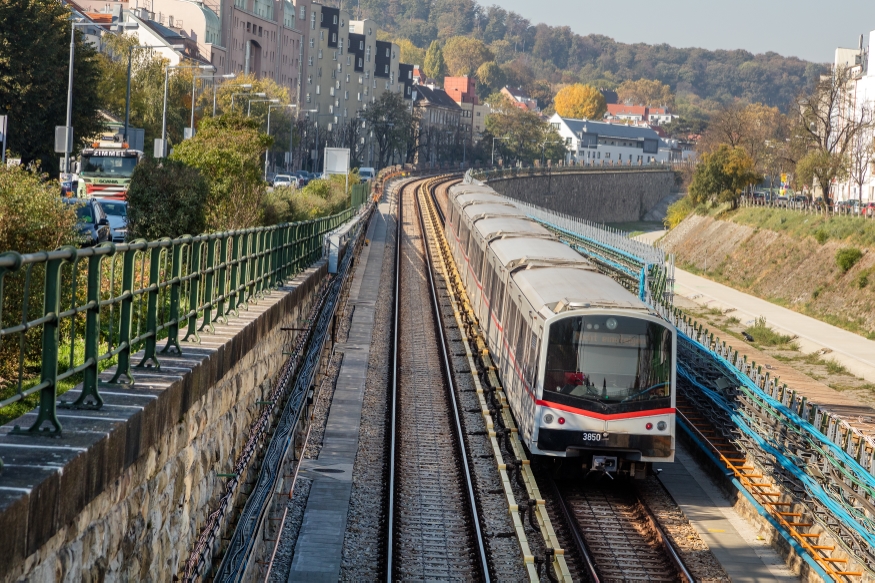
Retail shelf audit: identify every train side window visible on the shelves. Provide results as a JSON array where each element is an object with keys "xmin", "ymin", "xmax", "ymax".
[
  {"xmin": 496, "ymin": 275, "xmax": 506, "ymax": 323},
  {"xmin": 515, "ymin": 318, "xmax": 529, "ymax": 378},
  {"xmin": 483, "ymin": 261, "xmax": 493, "ymax": 304}
]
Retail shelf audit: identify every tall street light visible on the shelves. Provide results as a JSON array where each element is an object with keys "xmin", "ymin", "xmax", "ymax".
[
  {"xmin": 305, "ymin": 110, "xmax": 337, "ymax": 173},
  {"xmin": 248, "ymin": 98, "xmax": 279, "ymax": 117},
  {"xmin": 190, "ymin": 72, "xmax": 235, "ymax": 133},
  {"xmin": 125, "ymin": 43, "xmax": 182, "ymax": 143},
  {"xmin": 211, "ymin": 80, "xmax": 248, "ymax": 116},
  {"xmin": 64, "ymin": 18, "xmax": 137, "ymax": 174},
  {"xmin": 265, "ymin": 103, "xmax": 295, "ymax": 180},
  {"xmin": 492, "ymin": 136, "xmax": 510, "ymax": 166},
  {"xmin": 161, "ymin": 63, "xmax": 215, "ymax": 157},
  {"xmin": 231, "ymin": 90, "xmax": 264, "ymax": 112}
]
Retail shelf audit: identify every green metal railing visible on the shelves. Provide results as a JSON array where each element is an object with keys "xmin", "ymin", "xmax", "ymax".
[{"xmin": 0, "ymin": 206, "xmax": 360, "ymax": 436}]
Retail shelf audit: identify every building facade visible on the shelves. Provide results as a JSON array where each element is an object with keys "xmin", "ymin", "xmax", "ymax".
[
  {"xmin": 549, "ymin": 114, "xmax": 669, "ymax": 165},
  {"xmin": 444, "ymin": 75, "xmax": 488, "ymax": 141}
]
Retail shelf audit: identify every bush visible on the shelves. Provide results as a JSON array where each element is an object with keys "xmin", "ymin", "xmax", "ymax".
[
  {"xmin": 0, "ymin": 165, "xmax": 78, "ymax": 387},
  {"xmin": 744, "ymin": 316, "xmax": 794, "ymax": 346},
  {"xmin": 171, "ymin": 114, "xmax": 272, "ymax": 231},
  {"xmin": 127, "ymin": 158, "xmax": 209, "ymax": 239},
  {"xmin": 665, "ymin": 195, "xmax": 694, "ymax": 229},
  {"xmin": 814, "ymin": 229, "xmax": 829, "ymax": 244},
  {"xmin": 836, "ymin": 247, "xmax": 863, "ymax": 273}
]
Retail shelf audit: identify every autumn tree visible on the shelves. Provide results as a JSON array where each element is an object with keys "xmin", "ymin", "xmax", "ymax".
[
  {"xmin": 617, "ymin": 79, "xmax": 674, "ymax": 107},
  {"xmin": 689, "ymin": 144, "xmax": 760, "ymax": 207},
  {"xmin": 698, "ymin": 102, "xmax": 785, "ymax": 171},
  {"xmin": 423, "ymin": 40, "xmax": 446, "ymax": 80},
  {"xmin": 0, "ymin": 0, "xmax": 105, "ymax": 172},
  {"xmin": 553, "ymin": 84, "xmax": 606, "ymax": 119},
  {"xmin": 395, "ymin": 38, "xmax": 426, "ymax": 65},
  {"xmin": 442, "ymin": 36, "xmax": 493, "ymax": 76}
]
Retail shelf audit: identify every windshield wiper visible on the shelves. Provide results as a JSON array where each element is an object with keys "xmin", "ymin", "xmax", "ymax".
[{"xmin": 619, "ymin": 382, "xmax": 669, "ymax": 403}]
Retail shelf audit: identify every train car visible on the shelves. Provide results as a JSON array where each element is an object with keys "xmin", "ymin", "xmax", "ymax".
[{"xmin": 444, "ymin": 184, "xmax": 676, "ymax": 477}]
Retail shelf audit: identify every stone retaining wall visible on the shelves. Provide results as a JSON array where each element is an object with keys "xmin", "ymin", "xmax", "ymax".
[
  {"xmin": 0, "ymin": 263, "xmax": 328, "ymax": 582},
  {"xmin": 488, "ymin": 170, "xmax": 677, "ymax": 223}
]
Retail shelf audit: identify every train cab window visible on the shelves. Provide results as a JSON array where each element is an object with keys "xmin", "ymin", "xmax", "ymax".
[{"xmin": 542, "ymin": 316, "xmax": 672, "ymax": 414}]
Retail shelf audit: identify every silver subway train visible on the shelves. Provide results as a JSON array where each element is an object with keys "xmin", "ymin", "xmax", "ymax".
[{"xmin": 444, "ymin": 183, "xmax": 676, "ymax": 476}]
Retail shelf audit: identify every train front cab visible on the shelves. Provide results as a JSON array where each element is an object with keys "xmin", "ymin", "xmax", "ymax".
[{"xmin": 532, "ymin": 311, "xmax": 676, "ymax": 477}]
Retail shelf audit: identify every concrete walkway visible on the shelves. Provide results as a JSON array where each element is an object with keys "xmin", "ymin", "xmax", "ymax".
[
  {"xmin": 287, "ymin": 199, "xmax": 390, "ymax": 581},
  {"xmin": 654, "ymin": 443, "xmax": 798, "ymax": 583},
  {"xmin": 633, "ymin": 230, "xmax": 875, "ymax": 384},
  {"xmin": 671, "ymin": 268, "xmax": 875, "ymax": 384}
]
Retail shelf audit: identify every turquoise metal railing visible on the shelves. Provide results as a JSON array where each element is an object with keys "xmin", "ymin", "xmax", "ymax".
[{"xmin": 0, "ymin": 206, "xmax": 360, "ymax": 437}]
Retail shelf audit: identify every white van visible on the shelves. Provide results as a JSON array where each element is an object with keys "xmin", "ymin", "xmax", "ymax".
[{"xmin": 358, "ymin": 167, "xmax": 375, "ymax": 182}]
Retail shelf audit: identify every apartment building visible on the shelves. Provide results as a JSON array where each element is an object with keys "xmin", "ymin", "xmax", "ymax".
[
  {"xmin": 302, "ymin": 11, "xmax": 402, "ymax": 128},
  {"xmin": 550, "ymin": 115, "xmax": 669, "ymax": 165},
  {"xmin": 443, "ymin": 75, "xmax": 488, "ymax": 141},
  {"xmin": 604, "ymin": 104, "xmax": 677, "ymax": 126}
]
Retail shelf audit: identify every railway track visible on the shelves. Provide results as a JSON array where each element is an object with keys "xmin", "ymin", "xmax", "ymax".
[
  {"xmin": 550, "ymin": 475, "xmax": 693, "ymax": 582},
  {"xmin": 386, "ymin": 178, "xmax": 490, "ymax": 581}
]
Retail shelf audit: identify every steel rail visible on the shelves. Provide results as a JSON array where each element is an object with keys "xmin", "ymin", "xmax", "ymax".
[
  {"xmin": 547, "ymin": 476, "xmax": 600, "ymax": 583},
  {"xmin": 384, "ymin": 178, "xmax": 403, "ymax": 583},
  {"xmin": 414, "ymin": 179, "xmax": 491, "ymax": 581}
]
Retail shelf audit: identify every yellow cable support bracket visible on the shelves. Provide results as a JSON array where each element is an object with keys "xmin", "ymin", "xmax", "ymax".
[{"xmin": 417, "ymin": 177, "xmax": 572, "ymax": 583}]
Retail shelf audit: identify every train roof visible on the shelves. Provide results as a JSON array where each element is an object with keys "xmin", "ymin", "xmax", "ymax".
[
  {"xmin": 456, "ymin": 193, "xmax": 513, "ymax": 208},
  {"xmin": 513, "ymin": 267, "xmax": 650, "ymax": 318},
  {"xmin": 474, "ymin": 217, "xmax": 552, "ymax": 241},
  {"xmin": 462, "ymin": 203, "xmax": 528, "ymax": 221},
  {"xmin": 449, "ymin": 183, "xmax": 495, "ymax": 197},
  {"xmin": 490, "ymin": 237, "xmax": 590, "ymax": 269}
]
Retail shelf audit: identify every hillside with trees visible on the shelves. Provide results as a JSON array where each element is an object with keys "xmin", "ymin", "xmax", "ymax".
[{"xmin": 362, "ymin": 0, "xmax": 823, "ymax": 120}]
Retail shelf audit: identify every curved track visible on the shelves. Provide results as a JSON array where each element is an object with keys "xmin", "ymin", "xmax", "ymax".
[{"xmin": 386, "ymin": 177, "xmax": 490, "ymax": 581}]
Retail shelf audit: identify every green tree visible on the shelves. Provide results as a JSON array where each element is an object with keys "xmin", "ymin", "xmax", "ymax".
[
  {"xmin": 688, "ymin": 144, "xmax": 761, "ymax": 207},
  {"xmin": 126, "ymin": 158, "xmax": 209, "ymax": 239},
  {"xmin": 553, "ymin": 84, "xmax": 606, "ymax": 119},
  {"xmin": 363, "ymin": 91, "xmax": 414, "ymax": 168},
  {"xmin": 484, "ymin": 93, "xmax": 564, "ymax": 165},
  {"xmin": 617, "ymin": 79, "xmax": 674, "ymax": 107},
  {"xmin": 442, "ymin": 36, "xmax": 492, "ymax": 76},
  {"xmin": 475, "ymin": 61, "xmax": 505, "ymax": 96},
  {"xmin": 170, "ymin": 114, "xmax": 272, "ymax": 231},
  {"xmin": 0, "ymin": 0, "xmax": 105, "ymax": 172},
  {"xmin": 423, "ymin": 40, "xmax": 446, "ymax": 80},
  {"xmin": 394, "ymin": 38, "xmax": 426, "ymax": 67}
]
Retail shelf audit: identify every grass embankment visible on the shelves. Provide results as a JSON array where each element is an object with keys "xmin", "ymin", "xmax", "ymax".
[{"xmin": 728, "ymin": 207, "xmax": 875, "ymax": 249}]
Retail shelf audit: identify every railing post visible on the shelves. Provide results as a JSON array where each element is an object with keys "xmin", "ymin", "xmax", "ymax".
[
  {"xmin": 236, "ymin": 231, "xmax": 250, "ymax": 312},
  {"xmin": 109, "ymin": 243, "xmax": 138, "ymax": 385},
  {"xmin": 137, "ymin": 243, "xmax": 164, "ymax": 369},
  {"xmin": 162, "ymin": 238, "xmax": 185, "ymax": 354},
  {"xmin": 227, "ymin": 232, "xmax": 242, "ymax": 317},
  {"xmin": 183, "ymin": 238, "xmax": 203, "ymax": 343},
  {"xmin": 199, "ymin": 237, "xmax": 217, "ymax": 334},
  {"xmin": 71, "ymin": 250, "xmax": 104, "ymax": 409},
  {"xmin": 19, "ymin": 251, "xmax": 71, "ymax": 434},
  {"xmin": 215, "ymin": 234, "xmax": 229, "ymax": 324}
]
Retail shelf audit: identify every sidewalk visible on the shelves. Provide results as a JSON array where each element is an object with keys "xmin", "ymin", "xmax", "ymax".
[
  {"xmin": 671, "ymin": 268, "xmax": 875, "ymax": 384},
  {"xmin": 633, "ymin": 230, "xmax": 875, "ymax": 384}
]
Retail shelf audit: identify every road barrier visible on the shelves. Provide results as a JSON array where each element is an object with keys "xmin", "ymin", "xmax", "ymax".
[{"xmin": 0, "ymin": 205, "xmax": 363, "ymax": 441}]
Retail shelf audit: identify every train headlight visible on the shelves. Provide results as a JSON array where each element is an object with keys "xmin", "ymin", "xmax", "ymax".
[
  {"xmin": 544, "ymin": 413, "xmax": 554, "ymax": 424},
  {"xmin": 657, "ymin": 421, "xmax": 667, "ymax": 431},
  {"xmin": 606, "ymin": 317, "xmax": 618, "ymax": 330}
]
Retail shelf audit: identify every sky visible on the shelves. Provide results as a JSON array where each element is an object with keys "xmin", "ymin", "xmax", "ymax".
[{"xmin": 494, "ymin": 0, "xmax": 875, "ymax": 63}]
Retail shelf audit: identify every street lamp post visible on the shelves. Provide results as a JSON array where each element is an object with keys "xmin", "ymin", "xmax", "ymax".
[
  {"xmin": 492, "ymin": 136, "xmax": 509, "ymax": 166},
  {"xmin": 124, "ymin": 43, "xmax": 180, "ymax": 143},
  {"xmin": 211, "ymin": 79, "xmax": 246, "ymax": 116},
  {"xmin": 230, "ymin": 91, "xmax": 263, "ymax": 112},
  {"xmin": 248, "ymin": 98, "xmax": 279, "ymax": 117},
  {"xmin": 265, "ymin": 104, "xmax": 295, "ymax": 180},
  {"xmin": 161, "ymin": 63, "xmax": 214, "ymax": 157},
  {"xmin": 190, "ymin": 73, "xmax": 235, "ymax": 130}
]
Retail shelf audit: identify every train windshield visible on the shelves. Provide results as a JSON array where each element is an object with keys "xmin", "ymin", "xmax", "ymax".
[{"xmin": 542, "ymin": 315, "xmax": 672, "ymax": 414}]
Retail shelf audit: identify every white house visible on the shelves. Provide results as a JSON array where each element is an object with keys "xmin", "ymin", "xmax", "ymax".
[
  {"xmin": 833, "ymin": 30, "xmax": 875, "ymax": 203},
  {"xmin": 549, "ymin": 114, "xmax": 670, "ymax": 165}
]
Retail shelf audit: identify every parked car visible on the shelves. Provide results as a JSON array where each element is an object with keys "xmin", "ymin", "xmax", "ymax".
[
  {"xmin": 865, "ymin": 202, "xmax": 875, "ymax": 217},
  {"xmin": 775, "ymin": 195, "xmax": 789, "ymax": 207},
  {"xmin": 358, "ymin": 167, "xmax": 376, "ymax": 182},
  {"xmin": 63, "ymin": 198, "xmax": 111, "ymax": 247},
  {"xmin": 273, "ymin": 174, "xmax": 296, "ymax": 188},
  {"xmin": 96, "ymin": 199, "xmax": 128, "ymax": 242},
  {"xmin": 293, "ymin": 171, "xmax": 312, "ymax": 186}
]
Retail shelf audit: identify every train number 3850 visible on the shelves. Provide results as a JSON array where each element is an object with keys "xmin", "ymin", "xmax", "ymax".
[{"xmin": 582, "ymin": 432, "xmax": 604, "ymax": 442}]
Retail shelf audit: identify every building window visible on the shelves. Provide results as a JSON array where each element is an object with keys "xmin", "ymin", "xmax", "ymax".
[
  {"xmin": 345, "ymin": 90, "xmax": 349, "ymax": 99},
  {"xmin": 300, "ymin": 6, "xmax": 305, "ymax": 18},
  {"xmin": 357, "ymin": 92, "xmax": 361, "ymax": 101},
  {"xmin": 347, "ymin": 56, "xmax": 351, "ymax": 65},
  {"xmin": 309, "ymin": 38, "xmax": 314, "ymax": 48},
  {"xmin": 318, "ymin": 49, "xmax": 322, "ymax": 59},
  {"xmin": 332, "ymin": 33, "xmax": 336, "ymax": 43},
  {"xmin": 333, "ymin": 51, "xmax": 337, "ymax": 60},
  {"xmin": 358, "ymin": 58, "xmax": 362, "ymax": 68},
  {"xmin": 316, "ymin": 85, "xmax": 320, "ymax": 94},
  {"xmin": 306, "ymin": 93, "xmax": 311, "ymax": 102},
  {"xmin": 308, "ymin": 56, "xmax": 313, "ymax": 66},
  {"xmin": 320, "ymin": 11, "xmax": 323, "ymax": 22},
  {"xmin": 359, "ymin": 40, "xmax": 364, "ymax": 50},
  {"xmin": 320, "ymin": 30, "xmax": 324, "ymax": 40},
  {"xmin": 311, "ymin": 14, "xmax": 315, "ymax": 28},
  {"xmin": 346, "ymin": 74, "xmax": 350, "ymax": 82},
  {"xmin": 330, "ymin": 87, "xmax": 335, "ymax": 96},
  {"xmin": 384, "ymin": 64, "xmax": 388, "ymax": 74},
  {"xmin": 307, "ymin": 74, "xmax": 312, "ymax": 84},
  {"xmin": 333, "ymin": 14, "xmax": 337, "ymax": 24}
]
